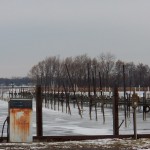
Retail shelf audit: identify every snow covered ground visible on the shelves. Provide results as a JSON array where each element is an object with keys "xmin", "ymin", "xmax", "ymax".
[
  {"xmin": 0, "ymin": 96, "xmax": 150, "ymax": 137},
  {"xmin": 0, "ymin": 95, "xmax": 150, "ymax": 149},
  {"xmin": 0, "ymin": 138, "xmax": 150, "ymax": 149}
]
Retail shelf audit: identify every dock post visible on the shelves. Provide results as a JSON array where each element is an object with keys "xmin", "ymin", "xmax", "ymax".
[
  {"xmin": 36, "ymin": 85, "xmax": 43, "ymax": 137},
  {"xmin": 113, "ymin": 86, "xmax": 119, "ymax": 136}
]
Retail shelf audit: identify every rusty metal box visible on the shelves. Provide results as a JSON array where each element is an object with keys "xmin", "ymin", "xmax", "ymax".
[{"xmin": 9, "ymin": 98, "xmax": 32, "ymax": 142}]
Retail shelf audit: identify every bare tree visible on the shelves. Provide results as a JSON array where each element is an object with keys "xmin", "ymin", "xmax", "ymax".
[
  {"xmin": 113, "ymin": 60, "xmax": 124, "ymax": 87},
  {"xmin": 98, "ymin": 52, "xmax": 115, "ymax": 87},
  {"xmin": 28, "ymin": 53, "xmax": 150, "ymax": 90}
]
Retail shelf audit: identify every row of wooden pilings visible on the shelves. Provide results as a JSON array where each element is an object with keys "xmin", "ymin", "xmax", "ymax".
[{"xmin": 35, "ymin": 84, "xmax": 121, "ymax": 137}]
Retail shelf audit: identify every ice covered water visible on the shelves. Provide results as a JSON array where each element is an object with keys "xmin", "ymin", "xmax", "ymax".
[{"xmin": 1, "ymin": 97, "xmax": 150, "ymax": 137}]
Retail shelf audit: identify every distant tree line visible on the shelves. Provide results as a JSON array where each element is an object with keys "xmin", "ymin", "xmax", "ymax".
[
  {"xmin": 28, "ymin": 53, "xmax": 150, "ymax": 90},
  {"xmin": 0, "ymin": 77, "xmax": 32, "ymax": 86}
]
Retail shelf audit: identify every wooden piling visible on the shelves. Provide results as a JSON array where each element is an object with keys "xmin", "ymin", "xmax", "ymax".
[
  {"xmin": 123, "ymin": 64, "xmax": 127, "ymax": 127},
  {"xmin": 36, "ymin": 85, "xmax": 43, "ymax": 137},
  {"xmin": 113, "ymin": 86, "xmax": 119, "ymax": 136}
]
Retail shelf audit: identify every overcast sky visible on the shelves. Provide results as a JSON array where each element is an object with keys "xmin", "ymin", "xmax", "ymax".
[{"xmin": 0, "ymin": 0, "xmax": 150, "ymax": 78}]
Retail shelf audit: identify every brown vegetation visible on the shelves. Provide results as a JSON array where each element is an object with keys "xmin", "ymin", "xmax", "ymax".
[{"xmin": 28, "ymin": 53, "xmax": 150, "ymax": 91}]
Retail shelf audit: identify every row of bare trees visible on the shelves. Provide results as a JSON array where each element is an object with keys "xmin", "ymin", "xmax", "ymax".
[{"xmin": 28, "ymin": 53, "xmax": 150, "ymax": 91}]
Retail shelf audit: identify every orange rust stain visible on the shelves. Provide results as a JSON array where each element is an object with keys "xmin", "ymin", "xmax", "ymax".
[{"xmin": 10, "ymin": 108, "xmax": 32, "ymax": 142}]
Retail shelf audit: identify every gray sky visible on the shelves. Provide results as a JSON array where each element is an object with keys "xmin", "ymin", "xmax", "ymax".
[{"xmin": 0, "ymin": 0, "xmax": 150, "ymax": 78}]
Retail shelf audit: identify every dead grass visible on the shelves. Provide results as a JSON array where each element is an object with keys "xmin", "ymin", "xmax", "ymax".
[{"xmin": 0, "ymin": 138, "xmax": 150, "ymax": 150}]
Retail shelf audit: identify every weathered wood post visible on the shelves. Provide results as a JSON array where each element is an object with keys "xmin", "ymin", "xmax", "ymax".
[
  {"xmin": 54, "ymin": 90, "xmax": 56, "ymax": 111},
  {"xmin": 143, "ymin": 92, "xmax": 146, "ymax": 121},
  {"xmin": 113, "ymin": 86, "xmax": 119, "ymax": 136},
  {"xmin": 123, "ymin": 64, "xmax": 127, "ymax": 127},
  {"xmin": 87, "ymin": 64, "xmax": 92, "ymax": 120},
  {"xmin": 132, "ymin": 92, "xmax": 139, "ymax": 139},
  {"xmin": 36, "ymin": 85, "xmax": 43, "ymax": 137}
]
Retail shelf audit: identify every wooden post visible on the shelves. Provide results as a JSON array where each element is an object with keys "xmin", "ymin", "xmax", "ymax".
[
  {"xmin": 132, "ymin": 92, "xmax": 139, "ymax": 139},
  {"xmin": 133, "ymin": 107, "xmax": 137, "ymax": 139},
  {"xmin": 102, "ymin": 102, "xmax": 105, "ymax": 124},
  {"xmin": 123, "ymin": 64, "xmax": 127, "ymax": 127},
  {"xmin": 99, "ymin": 72, "xmax": 102, "ymax": 96},
  {"xmin": 143, "ymin": 92, "xmax": 146, "ymax": 121},
  {"xmin": 113, "ymin": 86, "xmax": 119, "ymax": 136},
  {"xmin": 87, "ymin": 64, "xmax": 92, "ymax": 120},
  {"xmin": 58, "ymin": 93, "xmax": 60, "ymax": 111},
  {"xmin": 54, "ymin": 90, "xmax": 56, "ymax": 111},
  {"xmin": 65, "ymin": 64, "xmax": 82, "ymax": 118},
  {"xmin": 36, "ymin": 85, "xmax": 43, "ymax": 137},
  {"xmin": 58, "ymin": 87, "xmax": 60, "ymax": 111}
]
